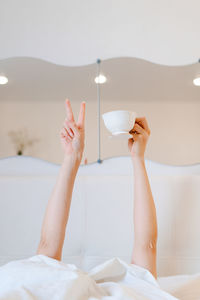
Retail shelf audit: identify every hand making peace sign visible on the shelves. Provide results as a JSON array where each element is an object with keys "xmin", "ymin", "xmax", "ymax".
[{"xmin": 60, "ymin": 99, "xmax": 86, "ymax": 161}]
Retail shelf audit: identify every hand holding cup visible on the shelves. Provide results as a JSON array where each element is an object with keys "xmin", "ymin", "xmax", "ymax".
[{"xmin": 128, "ymin": 117, "xmax": 151, "ymax": 160}]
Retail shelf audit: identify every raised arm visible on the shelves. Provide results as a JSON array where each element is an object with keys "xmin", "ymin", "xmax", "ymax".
[
  {"xmin": 128, "ymin": 117, "xmax": 158, "ymax": 279},
  {"xmin": 37, "ymin": 99, "xmax": 85, "ymax": 261}
]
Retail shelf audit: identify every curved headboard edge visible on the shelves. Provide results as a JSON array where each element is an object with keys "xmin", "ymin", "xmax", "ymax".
[{"xmin": 0, "ymin": 155, "xmax": 200, "ymax": 176}]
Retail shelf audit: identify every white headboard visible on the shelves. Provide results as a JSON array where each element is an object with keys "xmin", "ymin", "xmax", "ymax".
[{"xmin": 0, "ymin": 155, "xmax": 200, "ymax": 277}]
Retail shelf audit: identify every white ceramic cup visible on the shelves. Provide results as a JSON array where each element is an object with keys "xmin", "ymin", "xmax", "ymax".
[{"xmin": 102, "ymin": 110, "xmax": 137, "ymax": 135}]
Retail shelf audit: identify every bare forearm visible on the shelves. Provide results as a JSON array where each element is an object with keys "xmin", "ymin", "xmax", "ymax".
[
  {"xmin": 132, "ymin": 157, "xmax": 157, "ymax": 247},
  {"xmin": 37, "ymin": 154, "xmax": 80, "ymax": 260},
  {"xmin": 129, "ymin": 117, "xmax": 157, "ymax": 277}
]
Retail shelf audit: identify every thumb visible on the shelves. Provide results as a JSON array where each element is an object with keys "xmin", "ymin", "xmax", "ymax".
[{"xmin": 128, "ymin": 138, "xmax": 133, "ymax": 149}]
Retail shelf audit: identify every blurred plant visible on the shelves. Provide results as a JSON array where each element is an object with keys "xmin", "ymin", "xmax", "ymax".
[{"xmin": 8, "ymin": 128, "xmax": 40, "ymax": 155}]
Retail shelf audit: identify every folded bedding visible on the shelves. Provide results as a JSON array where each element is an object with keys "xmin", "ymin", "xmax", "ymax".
[
  {"xmin": 0, "ymin": 255, "xmax": 198, "ymax": 300},
  {"xmin": 158, "ymin": 273, "xmax": 200, "ymax": 300}
]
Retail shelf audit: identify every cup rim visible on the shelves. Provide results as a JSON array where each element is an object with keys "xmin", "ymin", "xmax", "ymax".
[{"xmin": 102, "ymin": 110, "xmax": 137, "ymax": 117}]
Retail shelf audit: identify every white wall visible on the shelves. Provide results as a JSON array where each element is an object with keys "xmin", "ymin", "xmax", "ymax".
[
  {"xmin": 0, "ymin": 99, "xmax": 199, "ymax": 165},
  {"xmin": 0, "ymin": 0, "xmax": 200, "ymax": 65}
]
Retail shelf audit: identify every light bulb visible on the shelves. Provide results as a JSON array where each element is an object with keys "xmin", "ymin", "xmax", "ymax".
[
  {"xmin": 95, "ymin": 74, "xmax": 107, "ymax": 84},
  {"xmin": 0, "ymin": 76, "xmax": 8, "ymax": 85},
  {"xmin": 193, "ymin": 77, "xmax": 200, "ymax": 86}
]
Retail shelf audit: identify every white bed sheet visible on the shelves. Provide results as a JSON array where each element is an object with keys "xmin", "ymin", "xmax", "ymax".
[
  {"xmin": 0, "ymin": 255, "xmax": 179, "ymax": 300},
  {"xmin": 1, "ymin": 254, "xmax": 200, "ymax": 299},
  {"xmin": 158, "ymin": 273, "xmax": 200, "ymax": 300}
]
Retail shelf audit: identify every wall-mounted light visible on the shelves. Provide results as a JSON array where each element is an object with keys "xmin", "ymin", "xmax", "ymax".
[
  {"xmin": 193, "ymin": 58, "xmax": 200, "ymax": 86},
  {"xmin": 193, "ymin": 77, "xmax": 200, "ymax": 86},
  {"xmin": 94, "ymin": 74, "xmax": 107, "ymax": 84},
  {"xmin": 0, "ymin": 75, "xmax": 8, "ymax": 85}
]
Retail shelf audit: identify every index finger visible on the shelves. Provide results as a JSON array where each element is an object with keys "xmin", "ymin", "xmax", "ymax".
[
  {"xmin": 135, "ymin": 117, "xmax": 150, "ymax": 133},
  {"xmin": 77, "ymin": 101, "xmax": 86, "ymax": 128},
  {"xmin": 65, "ymin": 99, "xmax": 75, "ymax": 122}
]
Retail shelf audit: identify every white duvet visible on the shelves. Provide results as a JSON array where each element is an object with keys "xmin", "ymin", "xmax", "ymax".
[{"xmin": 0, "ymin": 254, "xmax": 197, "ymax": 300}]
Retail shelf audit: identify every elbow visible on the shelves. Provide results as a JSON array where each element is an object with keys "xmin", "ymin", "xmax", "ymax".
[
  {"xmin": 37, "ymin": 238, "xmax": 61, "ymax": 261},
  {"xmin": 148, "ymin": 239, "xmax": 157, "ymax": 251},
  {"xmin": 135, "ymin": 234, "xmax": 157, "ymax": 251},
  {"xmin": 147, "ymin": 227, "xmax": 158, "ymax": 250},
  {"xmin": 147, "ymin": 231, "xmax": 158, "ymax": 250},
  {"xmin": 37, "ymin": 237, "xmax": 49, "ymax": 256},
  {"xmin": 37, "ymin": 237, "xmax": 49, "ymax": 253},
  {"xmin": 149, "ymin": 230, "xmax": 158, "ymax": 249}
]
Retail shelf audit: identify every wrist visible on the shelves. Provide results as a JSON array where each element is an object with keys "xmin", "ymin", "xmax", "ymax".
[{"xmin": 63, "ymin": 153, "xmax": 82, "ymax": 168}]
